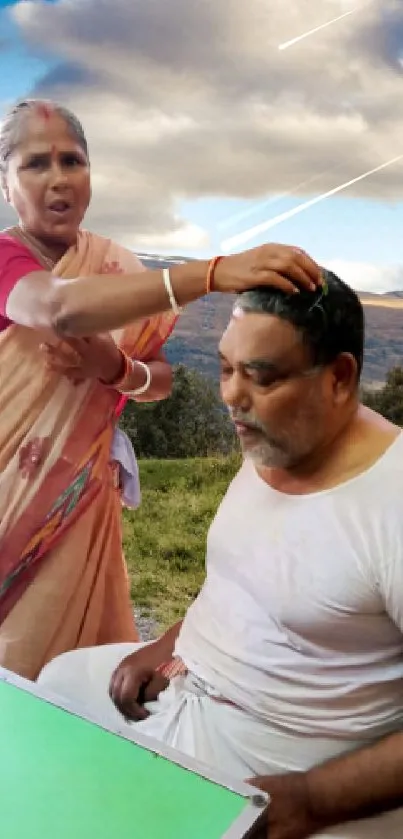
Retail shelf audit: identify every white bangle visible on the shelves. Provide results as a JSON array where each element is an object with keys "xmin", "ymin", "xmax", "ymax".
[
  {"xmin": 162, "ymin": 267, "xmax": 182, "ymax": 315},
  {"xmin": 121, "ymin": 360, "xmax": 151, "ymax": 396}
]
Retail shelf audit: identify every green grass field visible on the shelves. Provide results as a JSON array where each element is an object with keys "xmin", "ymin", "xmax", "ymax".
[{"xmin": 123, "ymin": 456, "xmax": 239, "ymax": 632}]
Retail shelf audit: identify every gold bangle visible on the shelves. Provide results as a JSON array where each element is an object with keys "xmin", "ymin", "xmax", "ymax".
[
  {"xmin": 162, "ymin": 267, "xmax": 182, "ymax": 315},
  {"xmin": 119, "ymin": 360, "xmax": 152, "ymax": 396}
]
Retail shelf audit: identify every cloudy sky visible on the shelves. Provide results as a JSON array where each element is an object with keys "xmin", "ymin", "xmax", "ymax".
[{"xmin": 0, "ymin": 0, "xmax": 402, "ymax": 291}]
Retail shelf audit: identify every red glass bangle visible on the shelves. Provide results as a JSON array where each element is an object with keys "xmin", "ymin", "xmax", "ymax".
[{"xmin": 206, "ymin": 255, "xmax": 224, "ymax": 293}]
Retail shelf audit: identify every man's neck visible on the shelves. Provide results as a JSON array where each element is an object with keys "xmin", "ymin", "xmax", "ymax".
[{"xmin": 256, "ymin": 405, "xmax": 400, "ymax": 495}]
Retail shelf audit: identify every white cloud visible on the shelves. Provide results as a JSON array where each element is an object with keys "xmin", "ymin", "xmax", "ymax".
[
  {"xmin": 123, "ymin": 222, "xmax": 209, "ymax": 253},
  {"xmin": 2, "ymin": 0, "xmax": 402, "ymax": 254},
  {"xmin": 327, "ymin": 260, "xmax": 403, "ymax": 294}
]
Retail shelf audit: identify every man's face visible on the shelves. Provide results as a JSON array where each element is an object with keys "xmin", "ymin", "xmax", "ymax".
[{"xmin": 219, "ymin": 309, "xmax": 333, "ymax": 469}]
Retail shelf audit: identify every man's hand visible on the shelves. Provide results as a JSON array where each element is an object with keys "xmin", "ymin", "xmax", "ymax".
[
  {"xmin": 249, "ymin": 772, "xmax": 321, "ymax": 839},
  {"xmin": 109, "ymin": 654, "xmax": 169, "ymax": 721},
  {"xmin": 109, "ymin": 621, "xmax": 183, "ymax": 721}
]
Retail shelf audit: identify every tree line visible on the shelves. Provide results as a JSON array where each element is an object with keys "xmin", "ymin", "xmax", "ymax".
[
  {"xmin": 362, "ymin": 366, "xmax": 403, "ymax": 426},
  {"xmin": 120, "ymin": 365, "xmax": 236, "ymax": 458},
  {"xmin": 119, "ymin": 364, "xmax": 403, "ymax": 459}
]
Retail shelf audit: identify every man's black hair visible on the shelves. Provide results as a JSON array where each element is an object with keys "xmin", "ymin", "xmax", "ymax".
[{"xmin": 236, "ymin": 268, "xmax": 364, "ymax": 379}]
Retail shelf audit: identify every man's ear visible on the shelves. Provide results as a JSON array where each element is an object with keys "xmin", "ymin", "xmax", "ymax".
[{"xmin": 331, "ymin": 353, "xmax": 358, "ymax": 405}]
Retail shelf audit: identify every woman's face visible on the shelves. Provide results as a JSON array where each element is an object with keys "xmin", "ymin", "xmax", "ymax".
[{"xmin": 3, "ymin": 110, "xmax": 91, "ymax": 248}]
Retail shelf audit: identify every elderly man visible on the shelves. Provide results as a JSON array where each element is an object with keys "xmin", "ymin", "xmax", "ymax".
[{"xmin": 39, "ymin": 271, "xmax": 403, "ymax": 839}]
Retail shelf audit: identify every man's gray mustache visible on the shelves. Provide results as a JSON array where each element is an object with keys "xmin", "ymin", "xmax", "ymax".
[{"xmin": 229, "ymin": 413, "xmax": 265, "ymax": 432}]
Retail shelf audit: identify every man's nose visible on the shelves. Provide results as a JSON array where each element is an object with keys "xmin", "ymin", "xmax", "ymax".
[{"xmin": 221, "ymin": 373, "xmax": 251, "ymax": 411}]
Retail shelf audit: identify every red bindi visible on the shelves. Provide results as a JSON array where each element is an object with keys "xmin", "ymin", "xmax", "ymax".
[{"xmin": 36, "ymin": 103, "xmax": 53, "ymax": 121}]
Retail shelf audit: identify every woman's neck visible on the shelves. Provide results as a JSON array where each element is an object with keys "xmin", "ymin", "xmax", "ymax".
[{"xmin": 16, "ymin": 226, "xmax": 71, "ymax": 267}]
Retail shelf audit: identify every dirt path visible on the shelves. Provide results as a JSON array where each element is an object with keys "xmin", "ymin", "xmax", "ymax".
[{"xmin": 134, "ymin": 608, "xmax": 159, "ymax": 642}]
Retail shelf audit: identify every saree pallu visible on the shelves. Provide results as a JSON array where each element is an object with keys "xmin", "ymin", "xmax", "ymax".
[{"xmin": 0, "ymin": 230, "xmax": 176, "ymax": 679}]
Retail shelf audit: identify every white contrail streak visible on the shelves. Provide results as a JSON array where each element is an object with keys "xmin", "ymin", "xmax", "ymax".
[
  {"xmin": 217, "ymin": 170, "xmax": 334, "ymax": 231},
  {"xmin": 221, "ymin": 155, "xmax": 403, "ymax": 253},
  {"xmin": 278, "ymin": 7, "xmax": 363, "ymax": 51},
  {"xmin": 218, "ymin": 193, "xmax": 287, "ymax": 232}
]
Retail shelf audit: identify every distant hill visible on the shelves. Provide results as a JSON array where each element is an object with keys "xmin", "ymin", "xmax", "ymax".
[{"xmin": 139, "ymin": 254, "xmax": 403, "ymax": 384}]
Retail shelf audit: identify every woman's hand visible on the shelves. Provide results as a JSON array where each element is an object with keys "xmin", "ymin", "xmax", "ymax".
[
  {"xmin": 214, "ymin": 244, "xmax": 322, "ymax": 295},
  {"xmin": 41, "ymin": 334, "xmax": 123, "ymax": 384}
]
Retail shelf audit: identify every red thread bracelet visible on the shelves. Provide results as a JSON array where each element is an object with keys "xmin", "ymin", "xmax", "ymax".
[
  {"xmin": 206, "ymin": 255, "xmax": 224, "ymax": 293},
  {"xmin": 101, "ymin": 348, "xmax": 131, "ymax": 387}
]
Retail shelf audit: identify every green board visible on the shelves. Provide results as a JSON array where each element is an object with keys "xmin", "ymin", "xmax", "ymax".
[{"xmin": 0, "ymin": 668, "xmax": 267, "ymax": 839}]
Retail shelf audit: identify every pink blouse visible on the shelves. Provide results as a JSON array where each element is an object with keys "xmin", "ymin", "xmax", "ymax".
[{"xmin": 0, "ymin": 233, "xmax": 42, "ymax": 331}]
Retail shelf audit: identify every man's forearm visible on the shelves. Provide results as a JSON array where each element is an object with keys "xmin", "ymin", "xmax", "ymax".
[
  {"xmin": 306, "ymin": 731, "xmax": 403, "ymax": 828},
  {"xmin": 146, "ymin": 620, "xmax": 183, "ymax": 669}
]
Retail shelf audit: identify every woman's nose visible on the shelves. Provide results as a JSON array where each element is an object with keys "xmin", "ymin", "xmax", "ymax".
[{"xmin": 49, "ymin": 162, "xmax": 69, "ymax": 189}]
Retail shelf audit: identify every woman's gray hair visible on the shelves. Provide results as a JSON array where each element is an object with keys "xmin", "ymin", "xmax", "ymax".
[{"xmin": 0, "ymin": 99, "xmax": 89, "ymax": 174}]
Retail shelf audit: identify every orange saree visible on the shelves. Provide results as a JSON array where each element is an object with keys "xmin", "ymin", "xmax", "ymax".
[{"xmin": 0, "ymin": 230, "xmax": 176, "ymax": 679}]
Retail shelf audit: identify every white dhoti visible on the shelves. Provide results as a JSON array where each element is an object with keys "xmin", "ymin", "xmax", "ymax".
[{"xmin": 38, "ymin": 643, "xmax": 403, "ymax": 839}]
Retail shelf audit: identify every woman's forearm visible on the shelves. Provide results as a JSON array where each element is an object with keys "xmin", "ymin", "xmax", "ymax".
[
  {"xmin": 52, "ymin": 261, "xmax": 209, "ymax": 336},
  {"xmin": 6, "ymin": 262, "xmax": 208, "ymax": 335},
  {"xmin": 121, "ymin": 358, "xmax": 172, "ymax": 402},
  {"xmin": 132, "ymin": 360, "xmax": 172, "ymax": 402},
  {"xmin": 6, "ymin": 245, "xmax": 322, "ymax": 336}
]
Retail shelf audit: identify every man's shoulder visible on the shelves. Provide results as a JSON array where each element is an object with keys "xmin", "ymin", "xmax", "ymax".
[
  {"xmin": 355, "ymin": 411, "xmax": 403, "ymax": 486},
  {"xmin": 366, "ymin": 430, "xmax": 403, "ymax": 502}
]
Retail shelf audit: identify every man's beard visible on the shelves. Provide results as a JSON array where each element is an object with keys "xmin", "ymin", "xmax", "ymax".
[
  {"xmin": 231, "ymin": 408, "xmax": 323, "ymax": 470},
  {"xmin": 240, "ymin": 432, "xmax": 299, "ymax": 469}
]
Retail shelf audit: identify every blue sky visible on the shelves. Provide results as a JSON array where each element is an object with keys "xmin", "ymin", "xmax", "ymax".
[
  {"xmin": 184, "ymin": 195, "xmax": 403, "ymax": 270},
  {"xmin": 0, "ymin": 0, "xmax": 402, "ymax": 291},
  {"xmin": 0, "ymin": 7, "xmax": 49, "ymax": 100}
]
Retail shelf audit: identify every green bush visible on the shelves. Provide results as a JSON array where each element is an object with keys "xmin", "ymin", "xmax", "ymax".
[{"xmin": 120, "ymin": 365, "xmax": 237, "ymax": 459}]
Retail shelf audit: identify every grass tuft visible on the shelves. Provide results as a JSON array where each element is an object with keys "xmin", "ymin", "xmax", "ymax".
[{"xmin": 123, "ymin": 455, "xmax": 240, "ymax": 631}]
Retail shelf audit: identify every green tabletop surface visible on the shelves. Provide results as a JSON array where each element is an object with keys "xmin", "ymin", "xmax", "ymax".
[{"xmin": 0, "ymin": 677, "xmax": 253, "ymax": 838}]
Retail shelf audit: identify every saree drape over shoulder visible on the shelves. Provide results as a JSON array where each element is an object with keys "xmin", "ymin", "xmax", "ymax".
[{"xmin": 0, "ymin": 230, "xmax": 176, "ymax": 679}]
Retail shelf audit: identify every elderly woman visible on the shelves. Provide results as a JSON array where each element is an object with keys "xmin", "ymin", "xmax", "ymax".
[{"xmin": 0, "ymin": 98, "xmax": 321, "ymax": 679}]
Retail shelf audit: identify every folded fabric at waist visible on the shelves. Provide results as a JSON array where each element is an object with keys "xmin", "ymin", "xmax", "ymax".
[
  {"xmin": 110, "ymin": 426, "xmax": 141, "ymax": 509},
  {"xmin": 157, "ymin": 657, "xmax": 239, "ymax": 709}
]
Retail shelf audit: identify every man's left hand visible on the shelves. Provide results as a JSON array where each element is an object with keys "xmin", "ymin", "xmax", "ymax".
[{"xmin": 249, "ymin": 772, "xmax": 321, "ymax": 839}]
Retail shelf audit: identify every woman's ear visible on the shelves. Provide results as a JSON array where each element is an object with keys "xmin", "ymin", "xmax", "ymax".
[{"xmin": 1, "ymin": 174, "xmax": 10, "ymax": 203}]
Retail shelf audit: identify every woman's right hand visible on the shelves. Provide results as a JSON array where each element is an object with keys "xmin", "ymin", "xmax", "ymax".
[{"xmin": 214, "ymin": 244, "xmax": 322, "ymax": 295}]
